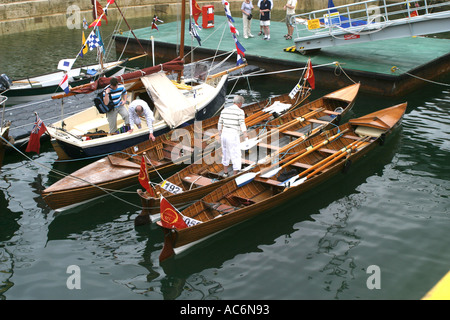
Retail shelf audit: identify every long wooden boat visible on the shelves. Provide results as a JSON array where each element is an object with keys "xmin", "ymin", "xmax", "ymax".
[
  {"xmin": 137, "ymin": 83, "xmax": 361, "ymax": 226},
  {"xmin": 41, "ymin": 86, "xmax": 311, "ymax": 211},
  {"xmin": 156, "ymin": 102, "xmax": 407, "ymax": 262}
]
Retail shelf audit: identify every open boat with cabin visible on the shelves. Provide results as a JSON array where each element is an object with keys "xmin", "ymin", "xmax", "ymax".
[
  {"xmin": 41, "ymin": 86, "xmax": 311, "ymax": 211},
  {"xmin": 156, "ymin": 102, "xmax": 407, "ymax": 262},
  {"xmin": 136, "ymin": 83, "xmax": 361, "ymax": 225}
]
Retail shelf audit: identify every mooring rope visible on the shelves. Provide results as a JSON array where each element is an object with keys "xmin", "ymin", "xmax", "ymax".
[
  {"xmin": 0, "ymin": 134, "xmax": 144, "ymax": 209},
  {"xmin": 391, "ymin": 66, "xmax": 450, "ymax": 87}
]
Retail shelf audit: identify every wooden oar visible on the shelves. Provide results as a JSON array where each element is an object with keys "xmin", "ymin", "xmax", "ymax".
[
  {"xmin": 282, "ymin": 136, "xmax": 370, "ymax": 188},
  {"xmin": 241, "ymin": 107, "xmax": 325, "ymax": 150},
  {"xmin": 235, "ymin": 128, "xmax": 349, "ymax": 187},
  {"xmin": 259, "ymin": 128, "xmax": 350, "ymax": 178}
]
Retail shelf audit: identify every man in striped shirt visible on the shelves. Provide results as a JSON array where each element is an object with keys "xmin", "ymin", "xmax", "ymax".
[
  {"xmin": 218, "ymin": 95, "xmax": 248, "ymax": 177},
  {"xmin": 104, "ymin": 77, "xmax": 130, "ymax": 133}
]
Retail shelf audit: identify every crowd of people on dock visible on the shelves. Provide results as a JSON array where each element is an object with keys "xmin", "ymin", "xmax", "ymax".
[{"xmin": 240, "ymin": 0, "xmax": 297, "ymax": 41}]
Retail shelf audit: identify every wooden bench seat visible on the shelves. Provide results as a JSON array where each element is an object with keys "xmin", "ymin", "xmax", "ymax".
[
  {"xmin": 254, "ymin": 177, "xmax": 282, "ymax": 186},
  {"xmin": 181, "ymin": 174, "xmax": 213, "ymax": 187}
]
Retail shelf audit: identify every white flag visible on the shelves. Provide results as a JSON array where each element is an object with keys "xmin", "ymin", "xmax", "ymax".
[{"xmin": 57, "ymin": 59, "xmax": 75, "ymax": 71}]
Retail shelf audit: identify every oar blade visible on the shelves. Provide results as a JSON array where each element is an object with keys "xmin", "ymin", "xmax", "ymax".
[
  {"xmin": 259, "ymin": 167, "xmax": 282, "ymax": 179},
  {"xmin": 235, "ymin": 172, "xmax": 257, "ymax": 187},
  {"xmin": 240, "ymin": 138, "xmax": 260, "ymax": 150}
]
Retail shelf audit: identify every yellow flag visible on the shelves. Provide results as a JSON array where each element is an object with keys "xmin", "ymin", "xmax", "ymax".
[{"xmin": 81, "ymin": 31, "xmax": 88, "ymax": 56}]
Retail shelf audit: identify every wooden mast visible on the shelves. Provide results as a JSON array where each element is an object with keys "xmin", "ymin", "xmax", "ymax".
[{"xmin": 177, "ymin": 0, "xmax": 186, "ymax": 82}]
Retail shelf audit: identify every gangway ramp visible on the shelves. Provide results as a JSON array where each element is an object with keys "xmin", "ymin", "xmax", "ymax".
[{"xmin": 292, "ymin": 0, "xmax": 450, "ymax": 54}]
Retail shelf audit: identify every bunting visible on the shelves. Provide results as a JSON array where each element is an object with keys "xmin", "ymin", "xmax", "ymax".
[
  {"xmin": 222, "ymin": 0, "xmax": 246, "ymax": 65},
  {"xmin": 189, "ymin": 21, "xmax": 202, "ymax": 46}
]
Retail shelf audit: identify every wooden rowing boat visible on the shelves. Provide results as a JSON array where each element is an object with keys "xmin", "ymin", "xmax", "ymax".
[
  {"xmin": 156, "ymin": 102, "xmax": 407, "ymax": 262},
  {"xmin": 41, "ymin": 87, "xmax": 311, "ymax": 211},
  {"xmin": 137, "ymin": 83, "xmax": 361, "ymax": 226}
]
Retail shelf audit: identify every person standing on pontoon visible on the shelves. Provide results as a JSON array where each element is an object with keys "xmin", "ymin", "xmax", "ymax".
[
  {"xmin": 218, "ymin": 95, "xmax": 248, "ymax": 177},
  {"xmin": 127, "ymin": 98, "xmax": 156, "ymax": 141},
  {"xmin": 241, "ymin": 0, "xmax": 254, "ymax": 38},
  {"xmin": 283, "ymin": 0, "xmax": 297, "ymax": 40},
  {"xmin": 103, "ymin": 77, "xmax": 130, "ymax": 134}
]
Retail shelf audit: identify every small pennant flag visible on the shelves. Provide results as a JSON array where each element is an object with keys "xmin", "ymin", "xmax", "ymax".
[
  {"xmin": 189, "ymin": 21, "xmax": 202, "ymax": 46},
  {"xmin": 237, "ymin": 53, "xmax": 245, "ymax": 66},
  {"xmin": 160, "ymin": 195, "xmax": 202, "ymax": 229},
  {"xmin": 79, "ymin": 31, "xmax": 88, "ymax": 57},
  {"xmin": 86, "ymin": 31, "xmax": 102, "ymax": 50},
  {"xmin": 222, "ymin": 0, "xmax": 235, "ymax": 22},
  {"xmin": 233, "ymin": 34, "xmax": 246, "ymax": 57},
  {"xmin": 25, "ymin": 113, "xmax": 47, "ymax": 154},
  {"xmin": 58, "ymin": 73, "xmax": 70, "ymax": 94},
  {"xmin": 304, "ymin": 59, "xmax": 315, "ymax": 89},
  {"xmin": 138, "ymin": 156, "xmax": 155, "ymax": 197},
  {"xmin": 191, "ymin": 0, "xmax": 202, "ymax": 25},
  {"xmin": 57, "ymin": 59, "xmax": 75, "ymax": 71}
]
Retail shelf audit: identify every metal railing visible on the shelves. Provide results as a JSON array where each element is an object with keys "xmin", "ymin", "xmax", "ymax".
[{"xmin": 292, "ymin": 0, "xmax": 450, "ymax": 38}]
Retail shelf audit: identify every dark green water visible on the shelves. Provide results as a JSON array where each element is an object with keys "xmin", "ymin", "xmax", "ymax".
[{"xmin": 0, "ymin": 16, "xmax": 449, "ymax": 301}]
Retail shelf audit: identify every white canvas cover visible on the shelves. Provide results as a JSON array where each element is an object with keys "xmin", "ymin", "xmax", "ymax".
[{"xmin": 141, "ymin": 72, "xmax": 196, "ymax": 128}]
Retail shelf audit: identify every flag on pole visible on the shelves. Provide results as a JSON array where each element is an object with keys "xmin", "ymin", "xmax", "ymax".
[
  {"xmin": 160, "ymin": 195, "xmax": 202, "ymax": 229},
  {"xmin": 289, "ymin": 83, "xmax": 302, "ymax": 99},
  {"xmin": 189, "ymin": 21, "xmax": 202, "ymax": 46},
  {"xmin": 304, "ymin": 59, "xmax": 315, "ymax": 89},
  {"xmin": 160, "ymin": 196, "xmax": 188, "ymax": 229},
  {"xmin": 222, "ymin": 0, "xmax": 235, "ymax": 22},
  {"xmin": 138, "ymin": 156, "xmax": 155, "ymax": 197},
  {"xmin": 79, "ymin": 31, "xmax": 88, "ymax": 57},
  {"xmin": 86, "ymin": 30, "xmax": 102, "ymax": 50},
  {"xmin": 191, "ymin": 0, "xmax": 202, "ymax": 25},
  {"xmin": 25, "ymin": 113, "xmax": 47, "ymax": 154},
  {"xmin": 233, "ymin": 35, "xmax": 246, "ymax": 56},
  {"xmin": 57, "ymin": 59, "xmax": 75, "ymax": 71},
  {"xmin": 93, "ymin": 0, "xmax": 108, "ymax": 25},
  {"xmin": 58, "ymin": 73, "xmax": 70, "ymax": 94},
  {"xmin": 95, "ymin": 27, "xmax": 105, "ymax": 53}
]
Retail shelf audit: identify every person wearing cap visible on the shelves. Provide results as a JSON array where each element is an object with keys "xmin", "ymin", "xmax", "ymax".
[
  {"xmin": 127, "ymin": 98, "xmax": 156, "ymax": 141},
  {"xmin": 218, "ymin": 95, "xmax": 248, "ymax": 177}
]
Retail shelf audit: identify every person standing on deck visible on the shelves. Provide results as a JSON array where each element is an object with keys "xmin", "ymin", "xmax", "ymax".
[
  {"xmin": 127, "ymin": 98, "xmax": 156, "ymax": 141},
  {"xmin": 283, "ymin": 0, "xmax": 297, "ymax": 40},
  {"xmin": 241, "ymin": 0, "xmax": 254, "ymax": 38},
  {"xmin": 259, "ymin": 0, "xmax": 272, "ymax": 40},
  {"xmin": 218, "ymin": 95, "xmax": 248, "ymax": 177},
  {"xmin": 103, "ymin": 77, "xmax": 130, "ymax": 134},
  {"xmin": 257, "ymin": 0, "xmax": 273, "ymax": 36}
]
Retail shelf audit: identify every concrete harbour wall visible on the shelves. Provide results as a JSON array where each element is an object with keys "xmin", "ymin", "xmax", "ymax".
[{"xmin": 0, "ymin": 0, "xmax": 372, "ymax": 35}]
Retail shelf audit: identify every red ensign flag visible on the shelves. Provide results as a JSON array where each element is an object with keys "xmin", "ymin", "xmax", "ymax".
[
  {"xmin": 138, "ymin": 156, "xmax": 154, "ymax": 197},
  {"xmin": 25, "ymin": 113, "xmax": 47, "ymax": 154}
]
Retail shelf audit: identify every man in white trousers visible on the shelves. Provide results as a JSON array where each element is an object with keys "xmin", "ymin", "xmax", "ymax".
[
  {"xmin": 127, "ymin": 98, "xmax": 156, "ymax": 141},
  {"xmin": 218, "ymin": 95, "xmax": 248, "ymax": 177}
]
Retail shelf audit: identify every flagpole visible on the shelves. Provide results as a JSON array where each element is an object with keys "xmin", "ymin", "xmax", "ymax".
[{"xmin": 178, "ymin": 0, "xmax": 186, "ymax": 82}]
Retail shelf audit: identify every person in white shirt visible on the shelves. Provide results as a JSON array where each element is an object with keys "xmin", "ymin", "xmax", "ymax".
[
  {"xmin": 218, "ymin": 95, "xmax": 248, "ymax": 177},
  {"xmin": 283, "ymin": 0, "xmax": 297, "ymax": 40},
  {"xmin": 127, "ymin": 98, "xmax": 156, "ymax": 141},
  {"xmin": 241, "ymin": 0, "xmax": 254, "ymax": 38}
]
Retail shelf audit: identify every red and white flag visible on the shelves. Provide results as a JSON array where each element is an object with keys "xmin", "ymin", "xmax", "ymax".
[{"xmin": 25, "ymin": 113, "xmax": 47, "ymax": 154}]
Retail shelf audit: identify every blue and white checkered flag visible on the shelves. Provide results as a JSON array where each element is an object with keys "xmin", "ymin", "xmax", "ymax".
[{"xmin": 86, "ymin": 31, "xmax": 102, "ymax": 51}]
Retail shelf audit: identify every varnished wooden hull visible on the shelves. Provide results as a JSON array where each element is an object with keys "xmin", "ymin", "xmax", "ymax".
[
  {"xmin": 138, "ymin": 83, "xmax": 361, "ymax": 225},
  {"xmin": 158, "ymin": 103, "xmax": 407, "ymax": 262},
  {"xmin": 42, "ymin": 89, "xmax": 311, "ymax": 211}
]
